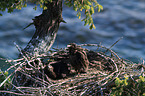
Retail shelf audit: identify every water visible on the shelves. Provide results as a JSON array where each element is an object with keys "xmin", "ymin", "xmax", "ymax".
[{"xmin": 0, "ymin": 0, "xmax": 145, "ymax": 68}]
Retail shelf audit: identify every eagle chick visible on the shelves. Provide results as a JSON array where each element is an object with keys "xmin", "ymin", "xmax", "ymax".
[{"xmin": 68, "ymin": 43, "xmax": 89, "ymax": 73}]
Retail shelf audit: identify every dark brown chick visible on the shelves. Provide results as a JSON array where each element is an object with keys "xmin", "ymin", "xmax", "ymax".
[{"xmin": 68, "ymin": 43, "xmax": 89, "ymax": 73}]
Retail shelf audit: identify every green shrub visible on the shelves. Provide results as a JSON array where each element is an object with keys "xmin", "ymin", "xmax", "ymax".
[
  {"xmin": 0, "ymin": 71, "xmax": 11, "ymax": 90},
  {"xmin": 111, "ymin": 75, "xmax": 145, "ymax": 96}
]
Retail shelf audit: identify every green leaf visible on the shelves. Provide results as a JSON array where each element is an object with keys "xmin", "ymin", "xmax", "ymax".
[
  {"xmin": 90, "ymin": 7, "xmax": 94, "ymax": 15},
  {"xmin": 88, "ymin": 18, "xmax": 93, "ymax": 25},
  {"xmin": 84, "ymin": 20, "xmax": 89, "ymax": 26},
  {"xmin": 84, "ymin": 5, "xmax": 90, "ymax": 10},
  {"xmin": 40, "ymin": 0, "xmax": 44, "ymax": 3},
  {"xmin": 90, "ymin": 24, "xmax": 93, "ymax": 29},
  {"xmin": 87, "ymin": 1, "xmax": 92, "ymax": 5},
  {"xmin": 43, "ymin": 6, "xmax": 47, "ymax": 10},
  {"xmin": 49, "ymin": 0, "xmax": 52, "ymax": 2},
  {"xmin": 4, "ymin": 72, "xmax": 8, "ymax": 75},
  {"xmin": 40, "ymin": 4, "xmax": 43, "ymax": 8},
  {"xmin": 24, "ymin": 4, "xmax": 27, "ymax": 7},
  {"xmin": 81, "ymin": 18, "xmax": 86, "ymax": 21},
  {"xmin": 98, "ymin": 5, "xmax": 103, "ymax": 12},
  {"xmin": 89, "ymin": 24, "xmax": 96, "ymax": 29},
  {"xmin": 139, "ymin": 76, "xmax": 145, "ymax": 82},
  {"xmin": 33, "ymin": 6, "xmax": 37, "ymax": 10},
  {"xmin": 99, "ymin": 5, "xmax": 103, "ymax": 10},
  {"xmin": 77, "ymin": 12, "xmax": 81, "ymax": 19},
  {"xmin": 73, "ymin": 7, "xmax": 78, "ymax": 11}
]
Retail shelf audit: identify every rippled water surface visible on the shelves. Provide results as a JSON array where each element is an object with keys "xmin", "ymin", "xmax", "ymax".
[{"xmin": 0, "ymin": 0, "xmax": 145, "ymax": 68}]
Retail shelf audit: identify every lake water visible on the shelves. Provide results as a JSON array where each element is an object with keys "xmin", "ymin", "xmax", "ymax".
[{"xmin": 0, "ymin": 0, "xmax": 145, "ymax": 68}]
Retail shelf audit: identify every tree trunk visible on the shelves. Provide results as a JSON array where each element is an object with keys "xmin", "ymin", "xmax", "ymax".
[{"xmin": 23, "ymin": 0, "xmax": 63, "ymax": 56}]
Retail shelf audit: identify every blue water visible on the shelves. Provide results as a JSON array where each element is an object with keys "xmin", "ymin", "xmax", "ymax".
[{"xmin": 0, "ymin": 0, "xmax": 145, "ymax": 68}]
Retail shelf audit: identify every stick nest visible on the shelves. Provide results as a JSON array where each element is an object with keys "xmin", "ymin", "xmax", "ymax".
[{"xmin": 0, "ymin": 43, "xmax": 145, "ymax": 96}]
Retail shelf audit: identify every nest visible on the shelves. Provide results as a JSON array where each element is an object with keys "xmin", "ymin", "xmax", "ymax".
[{"xmin": 0, "ymin": 43, "xmax": 145, "ymax": 96}]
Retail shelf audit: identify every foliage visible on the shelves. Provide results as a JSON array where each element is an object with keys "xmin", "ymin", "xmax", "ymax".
[
  {"xmin": 0, "ymin": 0, "xmax": 103, "ymax": 29},
  {"xmin": 0, "ymin": 0, "xmax": 27, "ymax": 15},
  {"xmin": 64, "ymin": 0, "xmax": 103, "ymax": 29},
  {"xmin": 0, "ymin": 71, "xmax": 11, "ymax": 90},
  {"xmin": 111, "ymin": 75, "xmax": 145, "ymax": 96}
]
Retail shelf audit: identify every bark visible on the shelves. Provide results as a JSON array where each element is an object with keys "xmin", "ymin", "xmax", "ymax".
[{"xmin": 23, "ymin": 0, "xmax": 63, "ymax": 56}]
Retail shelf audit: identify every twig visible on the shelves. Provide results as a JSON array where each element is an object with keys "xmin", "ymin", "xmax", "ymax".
[
  {"xmin": 0, "ymin": 91, "xmax": 33, "ymax": 96},
  {"xmin": 104, "ymin": 37, "xmax": 123, "ymax": 53}
]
